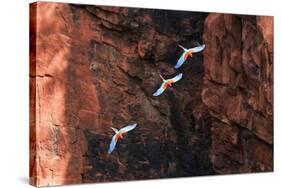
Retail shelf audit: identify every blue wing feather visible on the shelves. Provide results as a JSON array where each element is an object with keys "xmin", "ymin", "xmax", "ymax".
[
  {"xmin": 108, "ymin": 134, "xmax": 117, "ymax": 154},
  {"xmin": 175, "ymin": 51, "xmax": 187, "ymax": 69},
  {"xmin": 153, "ymin": 83, "xmax": 165, "ymax": 96}
]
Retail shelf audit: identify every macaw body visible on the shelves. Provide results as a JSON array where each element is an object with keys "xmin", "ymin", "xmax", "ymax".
[
  {"xmin": 174, "ymin": 44, "xmax": 205, "ymax": 69},
  {"xmin": 153, "ymin": 73, "xmax": 183, "ymax": 97},
  {"xmin": 108, "ymin": 124, "xmax": 137, "ymax": 154},
  {"xmin": 163, "ymin": 81, "xmax": 172, "ymax": 89}
]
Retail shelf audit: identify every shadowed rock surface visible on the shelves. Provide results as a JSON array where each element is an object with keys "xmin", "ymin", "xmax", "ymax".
[
  {"xmin": 29, "ymin": 2, "xmax": 273, "ymax": 187},
  {"xmin": 203, "ymin": 14, "xmax": 273, "ymax": 173}
]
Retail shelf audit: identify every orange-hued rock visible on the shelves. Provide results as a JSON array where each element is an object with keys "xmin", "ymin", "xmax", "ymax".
[
  {"xmin": 30, "ymin": 2, "xmax": 211, "ymax": 186},
  {"xmin": 203, "ymin": 14, "xmax": 273, "ymax": 173},
  {"xmin": 30, "ymin": 2, "xmax": 273, "ymax": 187}
]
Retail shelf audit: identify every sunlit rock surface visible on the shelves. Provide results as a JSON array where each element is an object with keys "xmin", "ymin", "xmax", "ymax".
[{"xmin": 30, "ymin": 2, "xmax": 273, "ymax": 187}]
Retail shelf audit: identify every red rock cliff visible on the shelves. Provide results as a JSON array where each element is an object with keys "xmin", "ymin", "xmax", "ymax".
[
  {"xmin": 30, "ymin": 2, "xmax": 273, "ymax": 187},
  {"xmin": 203, "ymin": 14, "xmax": 273, "ymax": 173}
]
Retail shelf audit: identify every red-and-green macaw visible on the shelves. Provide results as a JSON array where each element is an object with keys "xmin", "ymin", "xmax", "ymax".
[
  {"xmin": 108, "ymin": 123, "xmax": 137, "ymax": 154},
  {"xmin": 153, "ymin": 73, "xmax": 183, "ymax": 97},
  {"xmin": 174, "ymin": 44, "xmax": 205, "ymax": 69}
]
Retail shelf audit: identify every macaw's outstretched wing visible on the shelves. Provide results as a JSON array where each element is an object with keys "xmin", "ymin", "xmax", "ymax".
[
  {"xmin": 108, "ymin": 134, "xmax": 118, "ymax": 154},
  {"xmin": 168, "ymin": 73, "xmax": 183, "ymax": 83},
  {"xmin": 153, "ymin": 83, "xmax": 166, "ymax": 97},
  {"xmin": 120, "ymin": 123, "xmax": 137, "ymax": 133},
  {"xmin": 175, "ymin": 51, "xmax": 188, "ymax": 69},
  {"xmin": 189, "ymin": 44, "xmax": 205, "ymax": 53}
]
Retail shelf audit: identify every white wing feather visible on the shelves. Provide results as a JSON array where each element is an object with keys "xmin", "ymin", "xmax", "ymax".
[
  {"xmin": 108, "ymin": 134, "xmax": 118, "ymax": 154},
  {"xmin": 188, "ymin": 44, "xmax": 205, "ymax": 53},
  {"xmin": 153, "ymin": 83, "xmax": 166, "ymax": 96},
  {"xmin": 167, "ymin": 73, "xmax": 183, "ymax": 83},
  {"xmin": 174, "ymin": 51, "xmax": 188, "ymax": 69},
  {"xmin": 119, "ymin": 124, "xmax": 137, "ymax": 133}
]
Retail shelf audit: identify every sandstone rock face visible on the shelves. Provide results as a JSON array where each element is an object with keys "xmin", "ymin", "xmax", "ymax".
[
  {"xmin": 30, "ymin": 2, "xmax": 212, "ymax": 186},
  {"xmin": 202, "ymin": 14, "xmax": 273, "ymax": 173},
  {"xmin": 30, "ymin": 2, "xmax": 273, "ymax": 187}
]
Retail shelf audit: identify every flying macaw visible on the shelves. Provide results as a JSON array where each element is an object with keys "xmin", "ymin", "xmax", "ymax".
[
  {"xmin": 174, "ymin": 44, "xmax": 205, "ymax": 69},
  {"xmin": 108, "ymin": 123, "xmax": 137, "ymax": 154},
  {"xmin": 153, "ymin": 73, "xmax": 183, "ymax": 97}
]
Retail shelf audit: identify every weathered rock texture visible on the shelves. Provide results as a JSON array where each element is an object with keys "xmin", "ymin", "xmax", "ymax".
[
  {"xmin": 203, "ymin": 14, "xmax": 273, "ymax": 173},
  {"xmin": 29, "ymin": 2, "xmax": 273, "ymax": 187}
]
